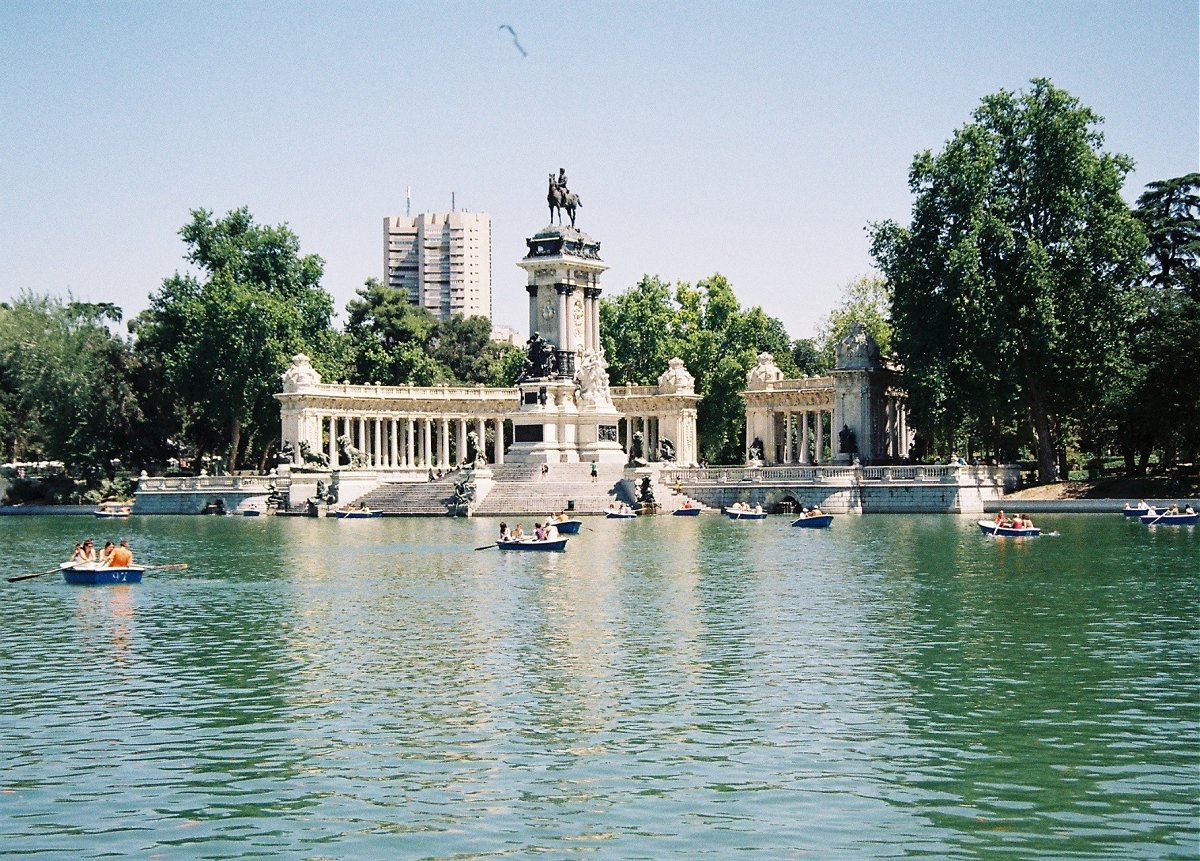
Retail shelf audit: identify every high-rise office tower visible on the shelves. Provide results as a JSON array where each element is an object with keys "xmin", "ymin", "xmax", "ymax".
[{"xmin": 384, "ymin": 211, "xmax": 492, "ymax": 319}]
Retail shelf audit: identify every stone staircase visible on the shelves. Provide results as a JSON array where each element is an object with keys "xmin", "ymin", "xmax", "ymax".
[
  {"xmin": 472, "ymin": 461, "xmax": 632, "ymax": 516},
  {"xmin": 350, "ymin": 472, "xmax": 464, "ymax": 516}
]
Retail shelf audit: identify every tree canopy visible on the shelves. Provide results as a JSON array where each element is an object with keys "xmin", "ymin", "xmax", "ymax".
[
  {"xmin": 343, "ymin": 279, "xmax": 522, "ymax": 387},
  {"xmin": 131, "ymin": 207, "xmax": 339, "ymax": 471},
  {"xmin": 0, "ymin": 294, "xmax": 142, "ymax": 477},
  {"xmin": 600, "ymin": 273, "xmax": 797, "ymax": 463},
  {"xmin": 871, "ymin": 79, "xmax": 1147, "ymax": 480}
]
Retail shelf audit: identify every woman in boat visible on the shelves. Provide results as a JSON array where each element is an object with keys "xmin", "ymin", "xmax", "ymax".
[
  {"xmin": 544, "ymin": 520, "xmax": 559, "ymax": 540},
  {"xmin": 1185, "ymin": 505, "xmax": 1196, "ymax": 515},
  {"xmin": 994, "ymin": 510, "xmax": 1006, "ymax": 524},
  {"xmin": 98, "ymin": 540, "xmax": 115, "ymax": 566},
  {"xmin": 1168, "ymin": 503, "xmax": 1180, "ymax": 514},
  {"xmin": 499, "ymin": 521, "xmax": 511, "ymax": 541},
  {"xmin": 69, "ymin": 543, "xmax": 88, "ymax": 563}
]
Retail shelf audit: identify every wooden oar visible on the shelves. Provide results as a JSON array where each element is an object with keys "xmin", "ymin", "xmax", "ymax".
[
  {"xmin": 1147, "ymin": 508, "xmax": 1170, "ymax": 525},
  {"xmin": 143, "ymin": 563, "xmax": 188, "ymax": 570},
  {"xmin": 474, "ymin": 543, "xmax": 497, "ymax": 551},
  {"xmin": 7, "ymin": 564, "xmax": 72, "ymax": 583}
]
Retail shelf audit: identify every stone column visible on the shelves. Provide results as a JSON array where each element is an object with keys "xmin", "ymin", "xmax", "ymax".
[
  {"xmin": 406, "ymin": 417, "xmax": 415, "ymax": 468},
  {"xmin": 388, "ymin": 418, "xmax": 398, "ymax": 468},
  {"xmin": 327, "ymin": 416, "xmax": 337, "ymax": 465},
  {"xmin": 556, "ymin": 284, "xmax": 569, "ymax": 353},
  {"xmin": 494, "ymin": 417, "xmax": 505, "ymax": 465},
  {"xmin": 457, "ymin": 418, "xmax": 468, "ymax": 465},
  {"xmin": 475, "ymin": 417, "xmax": 485, "ymax": 463},
  {"xmin": 439, "ymin": 418, "xmax": 450, "ymax": 469},
  {"xmin": 815, "ymin": 411, "xmax": 825, "ymax": 464},
  {"xmin": 801, "ymin": 411, "xmax": 810, "ymax": 464},
  {"xmin": 783, "ymin": 413, "xmax": 793, "ymax": 464},
  {"xmin": 422, "ymin": 418, "xmax": 432, "ymax": 469}
]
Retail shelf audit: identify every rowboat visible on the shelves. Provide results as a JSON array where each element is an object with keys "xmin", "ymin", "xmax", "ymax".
[
  {"xmin": 978, "ymin": 520, "xmax": 1041, "ymax": 537},
  {"xmin": 1139, "ymin": 512, "xmax": 1198, "ymax": 526},
  {"xmin": 336, "ymin": 508, "xmax": 382, "ymax": 519},
  {"xmin": 93, "ymin": 502, "xmax": 132, "ymax": 519},
  {"xmin": 497, "ymin": 537, "xmax": 568, "ymax": 552},
  {"xmin": 672, "ymin": 506, "xmax": 701, "ymax": 516},
  {"xmin": 61, "ymin": 561, "xmax": 144, "ymax": 585},
  {"xmin": 605, "ymin": 510, "xmax": 637, "ymax": 519},
  {"xmin": 1122, "ymin": 505, "xmax": 1163, "ymax": 517},
  {"xmin": 726, "ymin": 510, "xmax": 767, "ymax": 520},
  {"xmin": 791, "ymin": 514, "xmax": 833, "ymax": 528},
  {"xmin": 242, "ymin": 509, "xmax": 262, "ymax": 517},
  {"xmin": 554, "ymin": 519, "xmax": 583, "ymax": 534}
]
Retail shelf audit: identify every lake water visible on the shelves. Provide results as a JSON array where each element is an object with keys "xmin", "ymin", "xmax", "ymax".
[{"xmin": 1, "ymin": 513, "xmax": 1195, "ymax": 859}]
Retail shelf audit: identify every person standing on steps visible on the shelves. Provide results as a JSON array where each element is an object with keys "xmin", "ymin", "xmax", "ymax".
[{"xmin": 590, "ymin": 462, "xmax": 598, "ymax": 483}]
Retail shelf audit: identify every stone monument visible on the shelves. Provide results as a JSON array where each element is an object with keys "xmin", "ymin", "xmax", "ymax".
[{"xmin": 507, "ymin": 172, "xmax": 625, "ymax": 464}]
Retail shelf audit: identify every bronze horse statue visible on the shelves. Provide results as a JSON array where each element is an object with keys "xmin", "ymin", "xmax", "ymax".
[{"xmin": 547, "ymin": 173, "xmax": 581, "ymax": 228}]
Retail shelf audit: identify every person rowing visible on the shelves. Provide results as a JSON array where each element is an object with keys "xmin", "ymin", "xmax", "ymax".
[{"xmin": 105, "ymin": 539, "xmax": 133, "ymax": 568}]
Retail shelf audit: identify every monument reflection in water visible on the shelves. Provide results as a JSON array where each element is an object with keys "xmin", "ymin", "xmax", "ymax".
[{"xmin": 0, "ymin": 513, "xmax": 1195, "ymax": 859}]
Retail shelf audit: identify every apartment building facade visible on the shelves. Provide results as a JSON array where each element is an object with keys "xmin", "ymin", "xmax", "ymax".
[{"xmin": 383, "ymin": 211, "xmax": 492, "ymax": 320}]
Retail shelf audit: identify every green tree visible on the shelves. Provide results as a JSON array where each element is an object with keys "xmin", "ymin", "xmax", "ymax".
[
  {"xmin": 815, "ymin": 275, "xmax": 893, "ymax": 369},
  {"xmin": 344, "ymin": 279, "xmax": 450, "ymax": 385},
  {"xmin": 790, "ymin": 338, "xmax": 826, "ymax": 376},
  {"xmin": 132, "ymin": 208, "xmax": 339, "ymax": 471},
  {"xmin": 1120, "ymin": 173, "xmax": 1200, "ymax": 466},
  {"xmin": 0, "ymin": 294, "xmax": 142, "ymax": 477},
  {"xmin": 871, "ymin": 79, "xmax": 1146, "ymax": 480},
  {"xmin": 601, "ymin": 273, "xmax": 797, "ymax": 464},
  {"xmin": 1135, "ymin": 173, "xmax": 1200, "ymax": 296},
  {"xmin": 599, "ymin": 275, "xmax": 682, "ymax": 385}
]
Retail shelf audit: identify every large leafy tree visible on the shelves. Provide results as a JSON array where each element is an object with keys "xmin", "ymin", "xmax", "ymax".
[
  {"xmin": 601, "ymin": 273, "xmax": 797, "ymax": 464},
  {"xmin": 343, "ymin": 279, "xmax": 522, "ymax": 386},
  {"xmin": 132, "ymin": 208, "xmax": 339, "ymax": 471},
  {"xmin": 1119, "ymin": 173, "xmax": 1200, "ymax": 467},
  {"xmin": 871, "ymin": 79, "xmax": 1146, "ymax": 480},
  {"xmin": 0, "ymin": 294, "xmax": 142, "ymax": 476}
]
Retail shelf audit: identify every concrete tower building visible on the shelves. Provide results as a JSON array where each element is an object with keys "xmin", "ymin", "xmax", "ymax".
[{"xmin": 383, "ymin": 211, "xmax": 492, "ymax": 320}]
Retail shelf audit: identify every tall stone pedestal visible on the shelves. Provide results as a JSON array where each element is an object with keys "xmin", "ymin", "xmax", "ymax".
[{"xmin": 506, "ymin": 380, "xmax": 582, "ymax": 464}]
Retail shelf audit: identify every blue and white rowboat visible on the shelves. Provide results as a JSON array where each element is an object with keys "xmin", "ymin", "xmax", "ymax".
[
  {"xmin": 791, "ymin": 514, "xmax": 833, "ymax": 528},
  {"xmin": 978, "ymin": 520, "xmax": 1041, "ymax": 537},
  {"xmin": 61, "ymin": 562, "xmax": 144, "ymax": 585},
  {"xmin": 1139, "ymin": 512, "xmax": 1198, "ymax": 526},
  {"xmin": 726, "ymin": 510, "xmax": 767, "ymax": 520},
  {"xmin": 497, "ymin": 538, "xmax": 568, "ymax": 552}
]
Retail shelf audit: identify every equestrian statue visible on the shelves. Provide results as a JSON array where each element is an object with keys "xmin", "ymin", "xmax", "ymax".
[{"xmin": 547, "ymin": 168, "xmax": 582, "ymax": 228}]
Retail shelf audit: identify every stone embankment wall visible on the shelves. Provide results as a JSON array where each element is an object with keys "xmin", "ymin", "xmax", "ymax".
[{"xmin": 662, "ymin": 464, "xmax": 1018, "ymax": 514}]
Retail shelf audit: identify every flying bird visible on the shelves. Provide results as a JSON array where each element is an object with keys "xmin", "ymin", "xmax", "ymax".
[{"xmin": 499, "ymin": 24, "xmax": 527, "ymax": 57}]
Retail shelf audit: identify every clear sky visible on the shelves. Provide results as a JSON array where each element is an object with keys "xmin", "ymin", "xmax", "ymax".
[{"xmin": 1, "ymin": 1, "xmax": 1196, "ymax": 340}]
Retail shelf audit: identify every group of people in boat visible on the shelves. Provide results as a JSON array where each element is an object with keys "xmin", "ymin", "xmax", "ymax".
[
  {"xmin": 607, "ymin": 502, "xmax": 635, "ymax": 515},
  {"xmin": 1127, "ymin": 500, "xmax": 1195, "ymax": 515},
  {"xmin": 68, "ymin": 537, "xmax": 133, "ymax": 567},
  {"xmin": 795, "ymin": 505, "xmax": 825, "ymax": 519},
  {"xmin": 993, "ymin": 510, "xmax": 1035, "ymax": 530},
  {"xmin": 728, "ymin": 502, "xmax": 764, "ymax": 514},
  {"xmin": 499, "ymin": 512, "xmax": 571, "ymax": 542}
]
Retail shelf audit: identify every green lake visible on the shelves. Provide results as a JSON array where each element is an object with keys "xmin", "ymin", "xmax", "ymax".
[{"xmin": 1, "ymin": 513, "xmax": 1196, "ymax": 859}]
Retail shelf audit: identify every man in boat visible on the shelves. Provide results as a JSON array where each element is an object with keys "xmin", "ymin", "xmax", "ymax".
[
  {"xmin": 809, "ymin": 505, "xmax": 824, "ymax": 516},
  {"xmin": 106, "ymin": 539, "xmax": 132, "ymax": 568},
  {"xmin": 544, "ymin": 520, "xmax": 559, "ymax": 540}
]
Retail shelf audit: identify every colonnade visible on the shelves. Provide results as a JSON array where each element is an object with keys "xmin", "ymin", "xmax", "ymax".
[
  {"xmin": 618, "ymin": 410, "xmax": 698, "ymax": 464},
  {"xmin": 295, "ymin": 412, "xmax": 506, "ymax": 470},
  {"xmin": 775, "ymin": 409, "xmax": 832, "ymax": 464}
]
